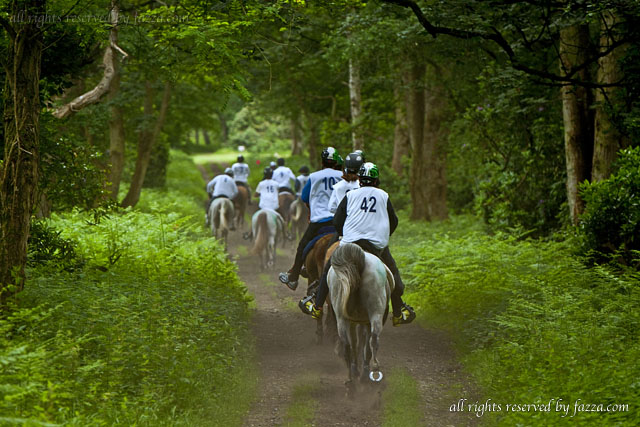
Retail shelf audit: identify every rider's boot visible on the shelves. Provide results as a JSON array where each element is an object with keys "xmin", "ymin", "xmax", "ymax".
[
  {"xmin": 279, "ymin": 270, "xmax": 298, "ymax": 291},
  {"xmin": 299, "ymin": 295, "xmax": 322, "ymax": 319},
  {"xmin": 300, "ymin": 265, "xmax": 308, "ymax": 278},
  {"xmin": 392, "ymin": 301, "xmax": 416, "ymax": 327}
]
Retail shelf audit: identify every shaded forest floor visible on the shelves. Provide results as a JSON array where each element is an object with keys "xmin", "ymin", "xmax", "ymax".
[{"xmin": 201, "ymin": 163, "xmax": 478, "ymax": 426}]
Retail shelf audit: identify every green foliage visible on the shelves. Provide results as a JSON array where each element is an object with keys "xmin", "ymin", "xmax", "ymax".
[
  {"xmin": 393, "ymin": 214, "xmax": 640, "ymax": 426},
  {"xmin": 2, "ymin": 154, "xmax": 256, "ymax": 425},
  {"xmin": 382, "ymin": 367, "xmax": 424, "ymax": 427},
  {"xmin": 579, "ymin": 147, "xmax": 640, "ymax": 267},
  {"xmin": 27, "ymin": 221, "xmax": 79, "ymax": 270}
]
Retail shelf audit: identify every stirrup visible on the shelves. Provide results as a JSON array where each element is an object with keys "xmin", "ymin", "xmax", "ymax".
[{"xmin": 393, "ymin": 303, "xmax": 416, "ymax": 327}]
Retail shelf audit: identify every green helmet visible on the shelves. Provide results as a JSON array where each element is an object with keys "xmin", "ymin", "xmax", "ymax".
[
  {"xmin": 358, "ymin": 162, "xmax": 379, "ymax": 185},
  {"xmin": 321, "ymin": 147, "xmax": 340, "ymax": 164}
]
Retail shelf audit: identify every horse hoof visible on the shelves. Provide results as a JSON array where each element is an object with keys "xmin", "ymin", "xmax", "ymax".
[{"xmin": 369, "ymin": 371, "xmax": 383, "ymax": 382}]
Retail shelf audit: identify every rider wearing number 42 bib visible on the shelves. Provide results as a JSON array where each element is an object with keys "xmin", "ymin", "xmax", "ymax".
[
  {"xmin": 299, "ymin": 162, "xmax": 416, "ymax": 326},
  {"xmin": 279, "ymin": 147, "xmax": 343, "ymax": 291}
]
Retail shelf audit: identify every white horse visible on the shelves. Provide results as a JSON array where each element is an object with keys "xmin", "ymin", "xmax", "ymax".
[
  {"xmin": 249, "ymin": 209, "xmax": 285, "ymax": 271},
  {"xmin": 208, "ymin": 197, "xmax": 235, "ymax": 247},
  {"xmin": 328, "ymin": 243, "xmax": 394, "ymax": 395}
]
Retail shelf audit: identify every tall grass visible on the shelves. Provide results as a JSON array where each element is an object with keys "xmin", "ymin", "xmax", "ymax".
[
  {"xmin": 1, "ymin": 151, "xmax": 256, "ymax": 425},
  {"xmin": 392, "ymin": 213, "xmax": 640, "ymax": 426}
]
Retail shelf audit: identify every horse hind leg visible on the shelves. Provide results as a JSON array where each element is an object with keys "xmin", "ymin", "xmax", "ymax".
[{"xmin": 367, "ymin": 314, "xmax": 384, "ymax": 383}]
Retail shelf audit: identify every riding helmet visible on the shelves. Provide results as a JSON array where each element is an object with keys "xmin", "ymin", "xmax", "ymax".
[
  {"xmin": 344, "ymin": 152, "xmax": 364, "ymax": 174},
  {"xmin": 358, "ymin": 162, "xmax": 379, "ymax": 186},
  {"xmin": 224, "ymin": 167, "xmax": 234, "ymax": 177}
]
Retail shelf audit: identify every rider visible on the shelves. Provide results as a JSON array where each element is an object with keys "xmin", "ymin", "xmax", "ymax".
[
  {"xmin": 206, "ymin": 168, "xmax": 238, "ymax": 228},
  {"xmin": 279, "ymin": 147, "xmax": 343, "ymax": 290},
  {"xmin": 299, "ymin": 162, "xmax": 416, "ymax": 326},
  {"xmin": 272, "ymin": 158, "xmax": 296, "ymax": 193},
  {"xmin": 328, "ymin": 152, "xmax": 363, "ymax": 214},
  {"xmin": 254, "ymin": 167, "xmax": 280, "ymax": 211},
  {"xmin": 269, "ymin": 161, "xmax": 277, "ymax": 172},
  {"xmin": 231, "ymin": 155, "xmax": 252, "ymax": 204},
  {"xmin": 295, "ymin": 165, "xmax": 311, "ymax": 198}
]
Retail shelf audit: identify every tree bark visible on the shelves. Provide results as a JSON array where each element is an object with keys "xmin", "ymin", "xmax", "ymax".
[
  {"xmin": 194, "ymin": 128, "xmax": 200, "ymax": 145},
  {"xmin": 108, "ymin": 56, "xmax": 125, "ymax": 200},
  {"xmin": 559, "ymin": 24, "xmax": 593, "ymax": 225},
  {"xmin": 406, "ymin": 63, "xmax": 449, "ymax": 221},
  {"xmin": 291, "ymin": 116, "xmax": 303, "ymax": 155},
  {"xmin": 592, "ymin": 12, "xmax": 629, "ymax": 182},
  {"xmin": 202, "ymin": 129, "xmax": 211, "ymax": 145},
  {"xmin": 121, "ymin": 81, "xmax": 171, "ymax": 207},
  {"xmin": 348, "ymin": 57, "xmax": 364, "ymax": 151},
  {"xmin": 392, "ymin": 76, "xmax": 410, "ymax": 175},
  {"xmin": 0, "ymin": 0, "xmax": 44, "ymax": 302}
]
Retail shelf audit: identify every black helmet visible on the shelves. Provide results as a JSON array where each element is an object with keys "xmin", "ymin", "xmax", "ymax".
[
  {"xmin": 344, "ymin": 152, "xmax": 364, "ymax": 174},
  {"xmin": 358, "ymin": 162, "xmax": 379, "ymax": 186},
  {"xmin": 299, "ymin": 165, "xmax": 310, "ymax": 174},
  {"xmin": 353, "ymin": 149, "xmax": 366, "ymax": 162},
  {"xmin": 277, "ymin": 157, "xmax": 285, "ymax": 166},
  {"xmin": 263, "ymin": 167, "xmax": 273, "ymax": 179},
  {"xmin": 321, "ymin": 147, "xmax": 339, "ymax": 166},
  {"xmin": 237, "ymin": 155, "xmax": 244, "ymax": 162}
]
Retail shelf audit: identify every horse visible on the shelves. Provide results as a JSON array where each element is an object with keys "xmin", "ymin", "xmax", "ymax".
[
  {"xmin": 277, "ymin": 191, "xmax": 296, "ymax": 236},
  {"xmin": 208, "ymin": 197, "xmax": 235, "ymax": 248},
  {"xmin": 304, "ymin": 233, "xmax": 339, "ymax": 345},
  {"xmin": 233, "ymin": 184, "xmax": 249, "ymax": 230},
  {"xmin": 249, "ymin": 209, "xmax": 286, "ymax": 271},
  {"xmin": 327, "ymin": 243, "xmax": 394, "ymax": 395},
  {"xmin": 289, "ymin": 197, "xmax": 309, "ymax": 242}
]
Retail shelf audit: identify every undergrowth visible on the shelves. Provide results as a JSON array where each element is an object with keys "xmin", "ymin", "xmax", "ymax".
[
  {"xmin": 1, "ymin": 151, "xmax": 256, "ymax": 425},
  {"xmin": 392, "ymin": 213, "xmax": 640, "ymax": 426}
]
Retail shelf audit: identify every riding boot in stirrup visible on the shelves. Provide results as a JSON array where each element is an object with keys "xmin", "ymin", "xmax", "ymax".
[
  {"xmin": 393, "ymin": 302, "xmax": 416, "ymax": 326},
  {"xmin": 279, "ymin": 272, "xmax": 298, "ymax": 291}
]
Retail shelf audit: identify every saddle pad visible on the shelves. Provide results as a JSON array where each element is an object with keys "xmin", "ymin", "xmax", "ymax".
[{"xmin": 302, "ymin": 226, "xmax": 336, "ymax": 261}]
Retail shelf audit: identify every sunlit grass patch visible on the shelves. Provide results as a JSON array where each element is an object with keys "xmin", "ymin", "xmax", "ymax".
[{"xmin": 283, "ymin": 374, "xmax": 318, "ymax": 427}]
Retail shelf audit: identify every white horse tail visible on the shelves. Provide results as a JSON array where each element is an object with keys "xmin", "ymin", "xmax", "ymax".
[
  {"xmin": 249, "ymin": 211, "xmax": 268, "ymax": 256},
  {"xmin": 220, "ymin": 199, "xmax": 230, "ymax": 232},
  {"xmin": 330, "ymin": 243, "xmax": 366, "ymax": 317},
  {"xmin": 290, "ymin": 199, "xmax": 302, "ymax": 222}
]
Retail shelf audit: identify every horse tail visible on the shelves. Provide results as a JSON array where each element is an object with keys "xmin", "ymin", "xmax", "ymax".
[
  {"xmin": 219, "ymin": 199, "xmax": 229, "ymax": 232},
  {"xmin": 249, "ymin": 211, "xmax": 268, "ymax": 255},
  {"xmin": 330, "ymin": 243, "xmax": 366, "ymax": 317},
  {"xmin": 290, "ymin": 199, "xmax": 302, "ymax": 222}
]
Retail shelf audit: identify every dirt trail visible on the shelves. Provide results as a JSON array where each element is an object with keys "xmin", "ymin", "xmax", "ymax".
[{"xmin": 204, "ymin": 165, "xmax": 477, "ymax": 426}]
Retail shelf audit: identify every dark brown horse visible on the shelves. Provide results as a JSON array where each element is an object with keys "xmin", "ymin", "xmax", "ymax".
[
  {"xmin": 277, "ymin": 191, "xmax": 296, "ymax": 237},
  {"xmin": 233, "ymin": 184, "xmax": 249, "ymax": 230},
  {"xmin": 289, "ymin": 197, "xmax": 309, "ymax": 242},
  {"xmin": 305, "ymin": 233, "xmax": 339, "ymax": 344}
]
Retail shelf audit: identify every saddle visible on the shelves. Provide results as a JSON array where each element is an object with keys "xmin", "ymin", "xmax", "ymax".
[
  {"xmin": 302, "ymin": 226, "xmax": 336, "ymax": 261},
  {"xmin": 278, "ymin": 187, "xmax": 294, "ymax": 195}
]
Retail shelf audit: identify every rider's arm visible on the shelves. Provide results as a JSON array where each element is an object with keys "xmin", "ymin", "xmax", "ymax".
[
  {"xmin": 388, "ymin": 199, "xmax": 398, "ymax": 235},
  {"xmin": 301, "ymin": 179, "xmax": 311, "ymax": 204},
  {"xmin": 333, "ymin": 196, "xmax": 348, "ymax": 236}
]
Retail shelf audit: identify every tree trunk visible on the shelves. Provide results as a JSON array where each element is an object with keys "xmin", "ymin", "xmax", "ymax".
[
  {"xmin": 194, "ymin": 128, "xmax": 200, "ymax": 145},
  {"xmin": 202, "ymin": 129, "xmax": 211, "ymax": 145},
  {"xmin": 559, "ymin": 24, "xmax": 593, "ymax": 225},
  {"xmin": 291, "ymin": 117, "xmax": 303, "ymax": 155},
  {"xmin": 349, "ymin": 57, "xmax": 364, "ymax": 151},
  {"xmin": 392, "ymin": 77, "xmax": 410, "ymax": 175},
  {"xmin": 592, "ymin": 12, "xmax": 629, "ymax": 182},
  {"xmin": 0, "ymin": 0, "xmax": 44, "ymax": 302},
  {"xmin": 406, "ymin": 63, "xmax": 449, "ymax": 221},
  {"xmin": 121, "ymin": 81, "xmax": 171, "ymax": 208},
  {"xmin": 217, "ymin": 113, "xmax": 228, "ymax": 144},
  {"xmin": 108, "ymin": 57, "xmax": 125, "ymax": 200}
]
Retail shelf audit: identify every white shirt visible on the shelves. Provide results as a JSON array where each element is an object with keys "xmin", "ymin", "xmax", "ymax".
[
  {"xmin": 255, "ymin": 179, "xmax": 279, "ymax": 210},
  {"xmin": 207, "ymin": 175, "xmax": 238, "ymax": 199},
  {"xmin": 231, "ymin": 162, "xmax": 250, "ymax": 183},
  {"xmin": 328, "ymin": 179, "xmax": 360, "ymax": 214},
  {"xmin": 305, "ymin": 168, "xmax": 343, "ymax": 222},
  {"xmin": 272, "ymin": 166, "xmax": 296, "ymax": 189},
  {"xmin": 340, "ymin": 186, "xmax": 390, "ymax": 249},
  {"xmin": 295, "ymin": 174, "xmax": 310, "ymax": 196}
]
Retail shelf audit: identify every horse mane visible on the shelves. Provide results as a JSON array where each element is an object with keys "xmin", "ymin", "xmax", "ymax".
[
  {"xmin": 249, "ymin": 211, "xmax": 269, "ymax": 255},
  {"xmin": 330, "ymin": 243, "xmax": 365, "ymax": 317}
]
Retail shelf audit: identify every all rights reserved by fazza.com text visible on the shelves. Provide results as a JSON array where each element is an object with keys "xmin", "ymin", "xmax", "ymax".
[{"xmin": 449, "ymin": 398, "xmax": 630, "ymax": 418}]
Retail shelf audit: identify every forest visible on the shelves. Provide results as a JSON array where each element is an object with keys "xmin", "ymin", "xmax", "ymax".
[{"xmin": 1, "ymin": 0, "xmax": 639, "ymax": 425}]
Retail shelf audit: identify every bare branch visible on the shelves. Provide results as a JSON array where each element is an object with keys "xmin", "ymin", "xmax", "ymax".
[
  {"xmin": 0, "ymin": 16, "xmax": 16, "ymax": 39},
  {"xmin": 52, "ymin": 1, "xmax": 127, "ymax": 119}
]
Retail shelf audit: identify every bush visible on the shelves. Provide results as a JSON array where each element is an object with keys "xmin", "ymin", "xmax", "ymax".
[
  {"xmin": 392, "ymin": 214, "xmax": 640, "ymax": 426},
  {"xmin": 579, "ymin": 146, "xmax": 640, "ymax": 267},
  {"xmin": 3, "ymin": 153, "xmax": 256, "ymax": 425}
]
